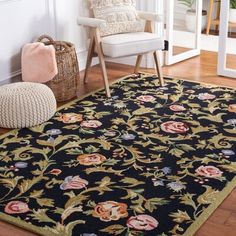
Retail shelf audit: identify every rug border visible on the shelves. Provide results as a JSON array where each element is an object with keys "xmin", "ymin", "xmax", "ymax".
[
  {"xmin": 0, "ymin": 213, "xmax": 57, "ymax": 236},
  {"xmin": 0, "ymin": 73, "xmax": 236, "ymax": 236},
  {"xmin": 165, "ymin": 75, "xmax": 236, "ymax": 90},
  {"xmin": 183, "ymin": 175, "xmax": 236, "ymax": 236}
]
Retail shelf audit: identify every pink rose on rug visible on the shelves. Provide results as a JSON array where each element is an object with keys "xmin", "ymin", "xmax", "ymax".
[
  {"xmin": 196, "ymin": 165, "xmax": 223, "ymax": 178},
  {"xmin": 49, "ymin": 168, "xmax": 62, "ymax": 176},
  {"xmin": 198, "ymin": 93, "xmax": 216, "ymax": 100},
  {"xmin": 93, "ymin": 201, "xmax": 128, "ymax": 222},
  {"xmin": 60, "ymin": 175, "xmax": 88, "ymax": 190},
  {"xmin": 228, "ymin": 104, "xmax": 236, "ymax": 113},
  {"xmin": 185, "ymin": 89, "xmax": 195, "ymax": 94},
  {"xmin": 57, "ymin": 113, "xmax": 83, "ymax": 123},
  {"xmin": 137, "ymin": 95, "xmax": 156, "ymax": 102},
  {"xmin": 5, "ymin": 201, "xmax": 29, "ymax": 214},
  {"xmin": 127, "ymin": 214, "xmax": 158, "ymax": 231},
  {"xmin": 81, "ymin": 120, "xmax": 102, "ymax": 128},
  {"xmin": 161, "ymin": 121, "xmax": 189, "ymax": 134},
  {"xmin": 77, "ymin": 153, "xmax": 106, "ymax": 166},
  {"xmin": 169, "ymin": 105, "xmax": 186, "ymax": 112}
]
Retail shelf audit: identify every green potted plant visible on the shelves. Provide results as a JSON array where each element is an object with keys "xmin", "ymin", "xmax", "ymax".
[
  {"xmin": 230, "ymin": 0, "xmax": 236, "ymax": 23},
  {"xmin": 178, "ymin": 0, "xmax": 207, "ymax": 32}
]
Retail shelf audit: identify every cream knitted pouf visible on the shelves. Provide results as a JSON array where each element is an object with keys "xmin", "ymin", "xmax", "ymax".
[{"xmin": 0, "ymin": 82, "xmax": 57, "ymax": 128}]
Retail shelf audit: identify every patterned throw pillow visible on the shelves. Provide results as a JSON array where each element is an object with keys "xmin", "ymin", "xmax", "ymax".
[{"xmin": 89, "ymin": 0, "xmax": 144, "ymax": 36}]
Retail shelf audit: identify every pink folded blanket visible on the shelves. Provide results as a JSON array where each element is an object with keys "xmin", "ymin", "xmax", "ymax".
[{"xmin": 21, "ymin": 42, "xmax": 58, "ymax": 83}]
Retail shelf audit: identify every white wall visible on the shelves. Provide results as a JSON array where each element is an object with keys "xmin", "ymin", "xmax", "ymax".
[
  {"xmin": 0, "ymin": 0, "xmax": 55, "ymax": 82},
  {"xmin": 54, "ymin": 0, "xmax": 92, "ymax": 70},
  {"xmin": 0, "ymin": 0, "xmax": 89, "ymax": 82}
]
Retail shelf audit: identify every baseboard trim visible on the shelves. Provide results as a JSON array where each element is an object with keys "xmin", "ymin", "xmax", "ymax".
[
  {"xmin": 0, "ymin": 50, "xmax": 97, "ymax": 85},
  {"xmin": 78, "ymin": 49, "xmax": 99, "ymax": 70},
  {"xmin": 0, "ymin": 70, "xmax": 22, "ymax": 85}
]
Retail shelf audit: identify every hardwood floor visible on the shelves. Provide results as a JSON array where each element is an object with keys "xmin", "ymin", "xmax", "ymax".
[{"xmin": 1, "ymin": 50, "xmax": 236, "ymax": 236}]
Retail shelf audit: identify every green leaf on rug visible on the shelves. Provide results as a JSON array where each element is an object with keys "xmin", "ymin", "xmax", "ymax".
[
  {"xmin": 37, "ymin": 198, "xmax": 55, "ymax": 207},
  {"xmin": 100, "ymin": 224, "xmax": 126, "ymax": 235}
]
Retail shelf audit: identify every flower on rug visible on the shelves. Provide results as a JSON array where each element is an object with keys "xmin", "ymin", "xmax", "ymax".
[
  {"xmin": 93, "ymin": 201, "xmax": 128, "ymax": 222},
  {"xmin": 228, "ymin": 104, "xmax": 236, "ymax": 113},
  {"xmin": 104, "ymin": 131, "xmax": 117, "ymax": 137},
  {"xmin": 4, "ymin": 201, "xmax": 29, "ymax": 214},
  {"xmin": 153, "ymin": 180, "xmax": 165, "ymax": 186},
  {"xmin": 46, "ymin": 129, "xmax": 62, "ymax": 135},
  {"xmin": 161, "ymin": 121, "xmax": 189, "ymax": 134},
  {"xmin": 167, "ymin": 182, "xmax": 186, "ymax": 192},
  {"xmin": 169, "ymin": 105, "xmax": 186, "ymax": 112},
  {"xmin": 198, "ymin": 93, "xmax": 216, "ymax": 100},
  {"xmin": 121, "ymin": 134, "xmax": 136, "ymax": 140},
  {"xmin": 49, "ymin": 168, "xmax": 62, "ymax": 176},
  {"xmin": 60, "ymin": 176, "xmax": 88, "ymax": 190},
  {"xmin": 137, "ymin": 95, "xmax": 156, "ymax": 102},
  {"xmin": 77, "ymin": 153, "xmax": 106, "ymax": 166},
  {"xmin": 81, "ymin": 120, "xmax": 102, "ymax": 128},
  {"xmin": 185, "ymin": 89, "xmax": 195, "ymax": 94},
  {"xmin": 14, "ymin": 162, "xmax": 28, "ymax": 169},
  {"xmin": 161, "ymin": 167, "xmax": 172, "ymax": 174},
  {"xmin": 127, "ymin": 214, "xmax": 159, "ymax": 231},
  {"xmin": 195, "ymin": 166, "xmax": 223, "ymax": 178},
  {"xmin": 56, "ymin": 113, "xmax": 83, "ymax": 123},
  {"xmin": 221, "ymin": 150, "xmax": 235, "ymax": 156}
]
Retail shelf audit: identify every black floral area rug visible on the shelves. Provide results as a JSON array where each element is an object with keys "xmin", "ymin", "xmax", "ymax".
[{"xmin": 1, "ymin": 74, "xmax": 236, "ymax": 236}]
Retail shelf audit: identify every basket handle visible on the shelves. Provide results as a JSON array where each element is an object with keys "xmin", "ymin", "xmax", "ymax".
[
  {"xmin": 37, "ymin": 34, "xmax": 70, "ymax": 50},
  {"xmin": 37, "ymin": 35, "xmax": 54, "ymax": 43}
]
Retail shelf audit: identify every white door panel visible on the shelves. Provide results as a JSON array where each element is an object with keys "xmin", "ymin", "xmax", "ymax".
[
  {"xmin": 218, "ymin": 0, "xmax": 236, "ymax": 78},
  {"xmin": 165, "ymin": 0, "xmax": 202, "ymax": 65}
]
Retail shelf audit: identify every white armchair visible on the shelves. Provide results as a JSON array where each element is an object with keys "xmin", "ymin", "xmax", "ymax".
[{"xmin": 78, "ymin": 9, "xmax": 165, "ymax": 98}]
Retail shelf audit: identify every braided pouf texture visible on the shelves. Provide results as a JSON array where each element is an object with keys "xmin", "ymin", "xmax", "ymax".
[{"xmin": 0, "ymin": 82, "xmax": 57, "ymax": 128}]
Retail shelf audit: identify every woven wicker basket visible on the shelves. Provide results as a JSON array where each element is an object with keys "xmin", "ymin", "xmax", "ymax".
[{"xmin": 37, "ymin": 35, "xmax": 79, "ymax": 102}]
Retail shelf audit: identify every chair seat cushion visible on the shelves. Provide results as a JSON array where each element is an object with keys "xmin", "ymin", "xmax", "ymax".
[
  {"xmin": 101, "ymin": 32, "xmax": 164, "ymax": 58},
  {"xmin": 0, "ymin": 82, "xmax": 56, "ymax": 128}
]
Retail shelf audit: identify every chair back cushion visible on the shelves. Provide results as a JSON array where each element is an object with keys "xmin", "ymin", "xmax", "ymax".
[{"xmin": 90, "ymin": 0, "xmax": 143, "ymax": 36}]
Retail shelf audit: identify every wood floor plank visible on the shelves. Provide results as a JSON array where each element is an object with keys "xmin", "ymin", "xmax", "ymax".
[
  {"xmin": 225, "ymin": 213, "xmax": 236, "ymax": 227},
  {"xmin": 195, "ymin": 221, "xmax": 236, "ymax": 236},
  {"xmin": 207, "ymin": 208, "xmax": 232, "ymax": 225}
]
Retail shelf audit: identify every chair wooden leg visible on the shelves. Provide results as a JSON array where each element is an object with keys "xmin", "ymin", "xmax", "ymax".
[
  {"xmin": 153, "ymin": 51, "xmax": 164, "ymax": 87},
  {"xmin": 84, "ymin": 37, "xmax": 95, "ymax": 84},
  {"xmin": 134, "ymin": 55, "xmax": 143, "ymax": 74},
  {"xmin": 94, "ymin": 29, "xmax": 111, "ymax": 98},
  {"xmin": 98, "ymin": 54, "xmax": 111, "ymax": 98},
  {"xmin": 144, "ymin": 19, "xmax": 164, "ymax": 86}
]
